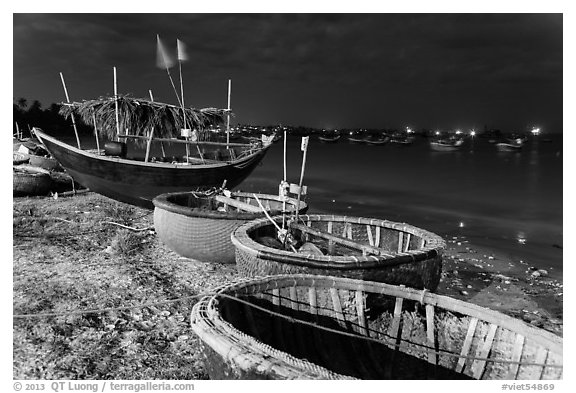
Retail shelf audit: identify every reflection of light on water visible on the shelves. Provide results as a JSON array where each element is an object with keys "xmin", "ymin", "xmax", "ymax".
[{"xmin": 517, "ymin": 232, "xmax": 527, "ymax": 244}]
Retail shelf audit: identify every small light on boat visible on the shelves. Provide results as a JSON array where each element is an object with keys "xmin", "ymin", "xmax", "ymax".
[
  {"xmin": 517, "ymin": 232, "xmax": 527, "ymax": 244},
  {"xmin": 531, "ymin": 127, "xmax": 540, "ymax": 135},
  {"xmin": 459, "ymin": 222, "xmax": 465, "ymax": 228},
  {"xmin": 455, "ymin": 130, "xmax": 462, "ymax": 135},
  {"xmin": 406, "ymin": 127, "xmax": 412, "ymax": 133},
  {"xmin": 470, "ymin": 130, "xmax": 476, "ymax": 137},
  {"xmin": 435, "ymin": 131, "xmax": 441, "ymax": 136}
]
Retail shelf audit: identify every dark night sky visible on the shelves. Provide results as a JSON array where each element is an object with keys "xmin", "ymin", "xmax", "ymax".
[{"xmin": 13, "ymin": 12, "xmax": 563, "ymax": 132}]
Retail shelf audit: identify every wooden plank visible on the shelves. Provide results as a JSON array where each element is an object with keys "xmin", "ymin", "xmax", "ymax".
[
  {"xmin": 329, "ymin": 287, "xmax": 347, "ymax": 328},
  {"xmin": 366, "ymin": 225, "xmax": 374, "ymax": 246},
  {"xmin": 327, "ymin": 221, "xmax": 335, "ymax": 255},
  {"xmin": 506, "ymin": 334, "xmax": 526, "ymax": 380},
  {"xmin": 347, "ymin": 223, "xmax": 353, "ymax": 240},
  {"xmin": 355, "ymin": 290, "xmax": 368, "ymax": 336},
  {"xmin": 374, "ymin": 226, "xmax": 381, "ymax": 247},
  {"xmin": 426, "ymin": 304, "xmax": 437, "ymax": 365},
  {"xmin": 290, "ymin": 223, "xmax": 395, "ymax": 257},
  {"xmin": 389, "ymin": 296, "xmax": 404, "ymax": 346},
  {"xmin": 404, "ymin": 233, "xmax": 411, "ymax": 252},
  {"xmin": 214, "ymin": 195, "xmax": 262, "ymax": 212},
  {"xmin": 289, "ymin": 287, "xmax": 298, "ymax": 311},
  {"xmin": 471, "ymin": 323, "xmax": 498, "ymax": 379},
  {"xmin": 308, "ymin": 287, "xmax": 318, "ymax": 316},
  {"xmin": 117, "ymin": 134, "xmax": 252, "ymax": 147},
  {"xmin": 397, "ymin": 232, "xmax": 404, "ymax": 253},
  {"xmin": 272, "ymin": 288, "xmax": 280, "ymax": 306},
  {"xmin": 456, "ymin": 317, "xmax": 479, "ymax": 373}
]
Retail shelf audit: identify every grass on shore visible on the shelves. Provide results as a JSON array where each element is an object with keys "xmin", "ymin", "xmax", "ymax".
[{"xmin": 13, "ymin": 193, "xmax": 239, "ymax": 379}]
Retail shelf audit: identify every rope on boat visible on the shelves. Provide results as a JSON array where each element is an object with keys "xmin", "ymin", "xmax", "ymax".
[{"xmin": 12, "ymin": 291, "xmax": 562, "ymax": 369}]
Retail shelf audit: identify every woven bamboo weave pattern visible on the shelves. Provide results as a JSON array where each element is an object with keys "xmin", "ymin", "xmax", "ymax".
[
  {"xmin": 231, "ymin": 215, "xmax": 445, "ymax": 290},
  {"xmin": 153, "ymin": 191, "xmax": 307, "ymax": 263},
  {"xmin": 190, "ymin": 274, "xmax": 563, "ymax": 380},
  {"xmin": 13, "ymin": 165, "xmax": 52, "ymax": 196}
]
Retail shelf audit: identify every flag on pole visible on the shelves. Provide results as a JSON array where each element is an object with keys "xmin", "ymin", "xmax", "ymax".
[
  {"xmin": 156, "ymin": 35, "xmax": 175, "ymax": 69},
  {"xmin": 301, "ymin": 136, "xmax": 309, "ymax": 151},
  {"xmin": 177, "ymin": 39, "xmax": 188, "ymax": 62}
]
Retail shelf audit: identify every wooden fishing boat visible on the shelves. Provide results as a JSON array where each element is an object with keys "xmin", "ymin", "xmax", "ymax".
[
  {"xmin": 317, "ymin": 134, "xmax": 341, "ymax": 143},
  {"xmin": 347, "ymin": 132, "xmax": 366, "ymax": 144},
  {"xmin": 231, "ymin": 214, "xmax": 445, "ymax": 291},
  {"xmin": 33, "ymin": 95, "xmax": 274, "ymax": 209},
  {"xmin": 13, "ymin": 165, "xmax": 53, "ymax": 197},
  {"xmin": 429, "ymin": 139, "xmax": 464, "ymax": 152},
  {"xmin": 191, "ymin": 274, "xmax": 563, "ymax": 380},
  {"xmin": 496, "ymin": 141, "xmax": 523, "ymax": 152},
  {"xmin": 363, "ymin": 135, "xmax": 390, "ymax": 145},
  {"xmin": 153, "ymin": 190, "xmax": 308, "ymax": 264}
]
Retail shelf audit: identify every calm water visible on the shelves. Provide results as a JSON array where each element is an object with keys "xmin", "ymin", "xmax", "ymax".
[
  {"xmin": 240, "ymin": 136, "xmax": 563, "ymax": 278},
  {"xmin": 67, "ymin": 133, "xmax": 563, "ymax": 278}
]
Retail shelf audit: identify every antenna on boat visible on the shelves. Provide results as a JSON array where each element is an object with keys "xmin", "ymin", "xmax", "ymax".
[
  {"xmin": 156, "ymin": 34, "xmax": 182, "ymax": 107},
  {"xmin": 226, "ymin": 79, "xmax": 231, "ymax": 148},
  {"xmin": 59, "ymin": 72, "xmax": 81, "ymax": 149},
  {"xmin": 113, "ymin": 67, "xmax": 121, "ymax": 141},
  {"xmin": 294, "ymin": 136, "xmax": 310, "ymax": 223},
  {"xmin": 176, "ymin": 38, "xmax": 190, "ymax": 163},
  {"xmin": 280, "ymin": 129, "xmax": 288, "ymax": 230}
]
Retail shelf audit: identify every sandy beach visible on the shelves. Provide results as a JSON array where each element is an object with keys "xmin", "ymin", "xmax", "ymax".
[{"xmin": 12, "ymin": 191, "xmax": 563, "ymax": 379}]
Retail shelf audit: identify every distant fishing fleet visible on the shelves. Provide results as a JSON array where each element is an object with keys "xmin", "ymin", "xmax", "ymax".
[
  {"xmin": 12, "ymin": 36, "xmax": 561, "ymax": 380},
  {"xmin": 316, "ymin": 127, "xmax": 541, "ymax": 152}
]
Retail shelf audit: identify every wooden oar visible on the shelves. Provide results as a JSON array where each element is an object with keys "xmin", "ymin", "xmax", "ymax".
[{"xmin": 289, "ymin": 223, "xmax": 396, "ymax": 257}]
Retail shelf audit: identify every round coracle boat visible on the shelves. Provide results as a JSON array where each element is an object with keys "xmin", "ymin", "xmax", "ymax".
[
  {"xmin": 231, "ymin": 214, "xmax": 445, "ymax": 291},
  {"xmin": 153, "ymin": 191, "xmax": 308, "ymax": 264},
  {"xmin": 28, "ymin": 154, "xmax": 63, "ymax": 171},
  {"xmin": 190, "ymin": 274, "xmax": 563, "ymax": 380},
  {"xmin": 13, "ymin": 165, "xmax": 52, "ymax": 196}
]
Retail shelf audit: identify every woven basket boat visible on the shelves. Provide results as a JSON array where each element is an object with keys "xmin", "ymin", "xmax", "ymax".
[
  {"xmin": 191, "ymin": 274, "xmax": 563, "ymax": 380},
  {"xmin": 28, "ymin": 154, "xmax": 63, "ymax": 171},
  {"xmin": 13, "ymin": 165, "xmax": 53, "ymax": 196},
  {"xmin": 13, "ymin": 152, "xmax": 30, "ymax": 165},
  {"xmin": 153, "ymin": 191, "xmax": 308, "ymax": 264},
  {"xmin": 231, "ymin": 214, "xmax": 445, "ymax": 291}
]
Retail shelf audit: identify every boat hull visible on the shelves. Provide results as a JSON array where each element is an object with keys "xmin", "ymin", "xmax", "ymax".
[
  {"xmin": 429, "ymin": 142, "xmax": 462, "ymax": 152},
  {"xmin": 496, "ymin": 143, "xmax": 522, "ymax": 152},
  {"xmin": 34, "ymin": 129, "xmax": 270, "ymax": 209},
  {"xmin": 318, "ymin": 136, "xmax": 340, "ymax": 143}
]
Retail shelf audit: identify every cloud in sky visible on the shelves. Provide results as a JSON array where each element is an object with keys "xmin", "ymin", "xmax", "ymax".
[{"xmin": 13, "ymin": 13, "xmax": 562, "ymax": 131}]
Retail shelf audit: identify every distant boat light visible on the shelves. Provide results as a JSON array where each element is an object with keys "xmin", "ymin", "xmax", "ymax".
[
  {"xmin": 455, "ymin": 130, "xmax": 462, "ymax": 135},
  {"xmin": 435, "ymin": 131, "xmax": 440, "ymax": 136},
  {"xmin": 470, "ymin": 130, "xmax": 476, "ymax": 137},
  {"xmin": 459, "ymin": 222, "xmax": 465, "ymax": 228},
  {"xmin": 531, "ymin": 127, "xmax": 541, "ymax": 135}
]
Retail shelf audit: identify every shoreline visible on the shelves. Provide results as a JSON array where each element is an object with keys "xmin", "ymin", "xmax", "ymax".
[{"xmin": 12, "ymin": 192, "xmax": 563, "ymax": 379}]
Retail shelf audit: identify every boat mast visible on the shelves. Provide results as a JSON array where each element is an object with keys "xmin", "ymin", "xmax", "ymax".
[
  {"xmin": 59, "ymin": 72, "xmax": 81, "ymax": 149},
  {"xmin": 113, "ymin": 67, "xmax": 120, "ymax": 141},
  {"xmin": 226, "ymin": 79, "xmax": 231, "ymax": 148},
  {"xmin": 177, "ymin": 38, "xmax": 190, "ymax": 163}
]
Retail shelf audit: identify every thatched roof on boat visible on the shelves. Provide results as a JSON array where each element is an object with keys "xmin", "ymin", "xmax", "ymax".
[{"xmin": 59, "ymin": 95, "xmax": 231, "ymax": 139}]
